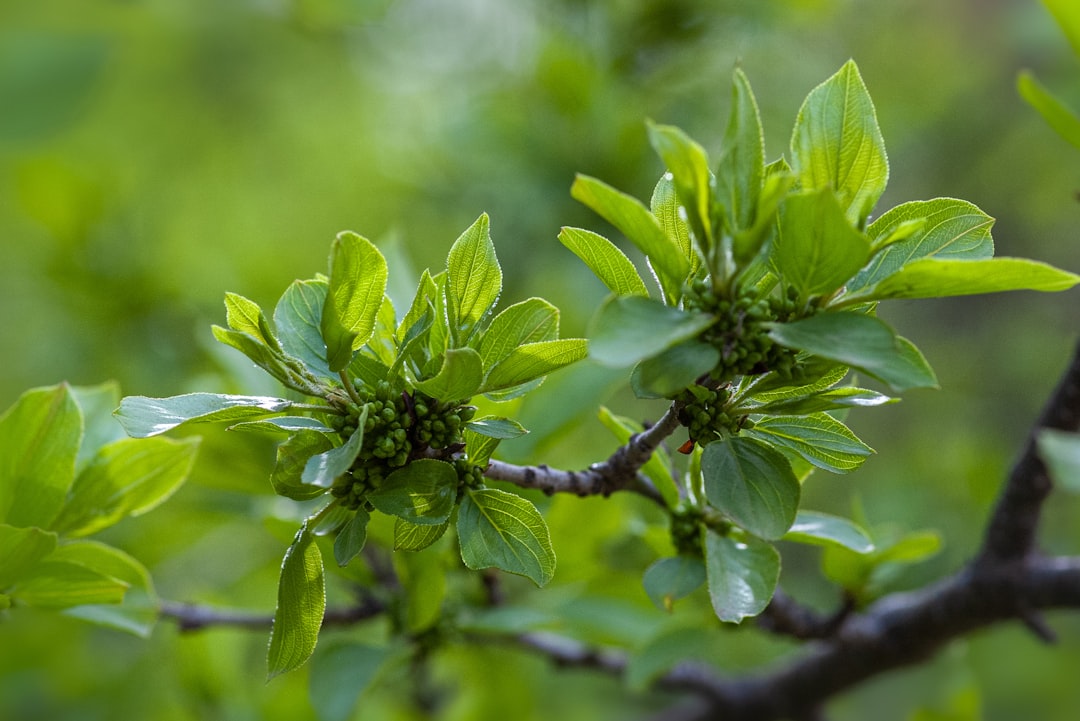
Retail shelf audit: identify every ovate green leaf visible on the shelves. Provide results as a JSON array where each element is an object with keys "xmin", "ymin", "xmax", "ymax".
[
  {"xmin": 115, "ymin": 393, "xmax": 292, "ymax": 438},
  {"xmin": 394, "ymin": 518, "xmax": 450, "ymax": 552},
  {"xmin": 12, "ymin": 560, "xmax": 128, "ymax": 609},
  {"xmin": 702, "ymin": 437, "xmax": 799, "ymax": 540},
  {"xmin": 481, "ymin": 340, "xmax": 587, "ymax": 393},
  {"xmin": 631, "ymin": 339, "xmax": 719, "ymax": 399},
  {"xmin": 557, "ymin": 227, "xmax": 649, "ymax": 298},
  {"xmin": 446, "ymin": 213, "xmax": 502, "ymax": 333},
  {"xmin": 588, "ymin": 295, "xmax": 715, "ymax": 367},
  {"xmin": 642, "ymin": 555, "xmax": 706, "ymax": 612},
  {"xmin": 647, "ymin": 122, "xmax": 713, "ymax": 250},
  {"xmin": 783, "ymin": 510, "xmax": 875, "ymax": 553},
  {"xmin": 333, "ymin": 508, "xmax": 369, "ymax": 567},
  {"xmin": 457, "ymin": 488, "xmax": 555, "ymax": 586},
  {"xmin": 748, "ymin": 413, "xmax": 873, "ymax": 474},
  {"xmin": 267, "ymin": 526, "xmax": 326, "ymax": 679},
  {"xmin": 704, "ymin": 530, "xmax": 780, "ymax": 622},
  {"xmin": 774, "ymin": 189, "xmax": 870, "ymax": 299},
  {"xmin": 465, "ymin": 417, "xmax": 528, "ymax": 440},
  {"xmin": 0, "ymin": 524, "xmax": 58, "ymax": 588},
  {"xmin": 478, "ymin": 297, "xmax": 560, "ymax": 370},
  {"xmin": 70, "ymin": 381, "xmax": 124, "ymax": 474},
  {"xmin": 414, "ymin": 347, "xmax": 484, "ymax": 403},
  {"xmin": 224, "ymin": 292, "xmax": 278, "ymax": 347},
  {"xmin": 274, "ymin": 279, "xmax": 334, "ymax": 379},
  {"xmin": 650, "ymin": 175, "xmax": 698, "ymax": 275},
  {"xmin": 271, "ymin": 431, "xmax": 335, "ymax": 501},
  {"xmin": 717, "ymin": 67, "xmax": 766, "ymax": 234},
  {"xmin": 368, "ymin": 459, "xmax": 457, "ymax": 525},
  {"xmin": 322, "ymin": 231, "xmax": 388, "ymax": 372},
  {"xmin": 52, "ymin": 540, "xmax": 158, "ymax": 636},
  {"xmin": 302, "ymin": 412, "xmax": 366, "ymax": 489}
]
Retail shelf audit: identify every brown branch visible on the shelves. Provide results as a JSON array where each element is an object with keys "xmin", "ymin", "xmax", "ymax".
[
  {"xmin": 483, "ymin": 403, "xmax": 682, "ymax": 506},
  {"xmin": 756, "ymin": 588, "xmax": 853, "ymax": 640},
  {"xmin": 159, "ymin": 596, "xmax": 386, "ymax": 633}
]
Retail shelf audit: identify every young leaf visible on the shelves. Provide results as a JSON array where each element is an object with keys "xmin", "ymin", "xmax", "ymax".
[
  {"xmin": 224, "ymin": 292, "xmax": 278, "ymax": 348},
  {"xmin": 480, "ymin": 339, "xmax": 587, "ymax": 393},
  {"xmin": 274, "ymin": 279, "xmax": 333, "ymax": 379},
  {"xmin": 1018, "ymin": 70, "xmax": 1080, "ymax": 151},
  {"xmin": 557, "ymin": 227, "xmax": 649, "ymax": 298},
  {"xmin": 849, "ymin": 257, "xmax": 1080, "ymax": 302},
  {"xmin": 642, "ymin": 555, "xmax": 706, "ymax": 612},
  {"xmin": 446, "ymin": 213, "xmax": 503, "ymax": 333},
  {"xmin": 267, "ymin": 525, "xmax": 326, "ymax": 679},
  {"xmin": 571, "ymin": 174, "xmax": 689, "ymax": 302},
  {"xmin": 478, "ymin": 298, "xmax": 560, "ymax": 370},
  {"xmin": 773, "ymin": 188, "xmax": 870, "ymax": 299},
  {"xmin": 0, "ymin": 523, "xmax": 58, "ymax": 588},
  {"xmin": 394, "ymin": 518, "xmax": 450, "ymax": 552},
  {"xmin": 227, "ymin": 416, "xmax": 335, "ymax": 435},
  {"xmin": 748, "ymin": 413, "xmax": 874, "ymax": 474},
  {"xmin": 1037, "ymin": 429, "xmax": 1080, "ymax": 493},
  {"xmin": 414, "ymin": 347, "xmax": 484, "ymax": 403},
  {"xmin": 210, "ymin": 326, "xmax": 318, "ymax": 395},
  {"xmin": 701, "ymin": 437, "xmax": 800, "ymax": 540},
  {"xmin": 588, "ymin": 295, "xmax": 716, "ymax": 368},
  {"xmin": 333, "ymin": 508, "xmax": 369, "ymax": 567},
  {"xmin": 704, "ymin": 530, "xmax": 780, "ymax": 623},
  {"xmin": 368, "ymin": 459, "xmax": 457, "ymax": 525},
  {"xmin": 848, "ymin": 198, "xmax": 994, "ymax": 293},
  {"xmin": 52, "ymin": 540, "xmax": 159, "ymax": 637},
  {"xmin": 747, "ymin": 386, "xmax": 894, "ymax": 416},
  {"xmin": 309, "ymin": 641, "xmax": 390, "ymax": 721},
  {"xmin": 716, "ymin": 67, "xmax": 765, "ymax": 235},
  {"xmin": 0, "ymin": 383, "xmax": 82, "ymax": 529},
  {"xmin": 631, "ymin": 339, "xmax": 719, "ymax": 399},
  {"xmin": 647, "ymin": 122, "xmax": 713, "ymax": 250},
  {"xmin": 791, "ymin": 60, "xmax": 888, "ymax": 226},
  {"xmin": 465, "ymin": 417, "xmax": 528, "ymax": 440},
  {"xmin": 783, "ymin": 510, "xmax": 875, "ymax": 553},
  {"xmin": 301, "ymin": 412, "xmax": 366, "ymax": 488},
  {"xmin": 271, "ymin": 431, "xmax": 336, "ymax": 501},
  {"xmin": 397, "ymin": 270, "xmax": 438, "ymax": 344},
  {"xmin": 115, "ymin": 393, "xmax": 293, "ymax": 438},
  {"xmin": 767, "ymin": 312, "xmax": 938, "ymax": 393},
  {"xmin": 650, "ymin": 175, "xmax": 698, "ymax": 275},
  {"xmin": 322, "ymin": 231, "xmax": 388, "ymax": 372},
  {"xmin": 11, "ymin": 560, "xmax": 128, "ymax": 609},
  {"xmin": 50, "ymin": 436, "xmax": 199, "ymax": 537},
  {"xmin": 70, "ymin": 381, "xmax": 124, "ymax": 474},
  {"xmin": 457, "ymin": 488, "xmax": 556, "ymax": 586}
]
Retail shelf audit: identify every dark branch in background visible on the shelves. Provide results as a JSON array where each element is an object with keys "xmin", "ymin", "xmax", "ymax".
[
  {"xmin": 160, "ymin": 595, "xmax": 386, "ymax": 633},
  {"xmin": 483, "ymin": 403, "xmax": 682, "ymax": 506}
]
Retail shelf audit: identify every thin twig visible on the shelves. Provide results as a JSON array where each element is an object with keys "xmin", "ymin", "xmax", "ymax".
[{"xmin": 159, "ymin": 596, "xmax": 386, "ymax": 633}]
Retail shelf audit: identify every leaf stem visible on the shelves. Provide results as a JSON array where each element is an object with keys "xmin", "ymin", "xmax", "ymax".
[
  {"xmin": 288, "ymin": 402, "xmax": 344, "ymax": 415},
  {"xmin": 339, "ymin": 371, "xmax": 364, "ymax": 405}
]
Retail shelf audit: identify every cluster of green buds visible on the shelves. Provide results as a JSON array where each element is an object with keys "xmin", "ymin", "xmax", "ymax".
[
  {"xmin": 453, "ymin": 458, "xmax": 485, "ymax": 497},
  {"xmin": 683, "ymin": 279, "xmax": 803, "ymax": 382},
  {"xmin": 676, "ymin": 385, "xmax": 751, "ymax": 447},
  {"xmin": 669, "ymin": 503, "xmax": 705, "ymax": 557}
]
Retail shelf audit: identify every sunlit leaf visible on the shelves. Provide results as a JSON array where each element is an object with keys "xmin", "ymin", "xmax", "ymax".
[
  {"xmin": 275, "ymin": 279, "xmax": 333, "ymax": 379},
  {"xmin": 115, "ymin": 393, "xmax": 292, "ymax": 438},
  {"xmin": 481, "ymin": 339, "xmax": 587, "ymax": 392},
  {"xmin": 588, "ymin": 295, "xmax": 715, "ymax": 368},
  {"xmin": 457, "ymin": 488, "xmax": 555, "ymax": 586},
  {"xmin": 414, "ymin": 347, "xmax": 484, "ymax": 402},
  {"xmin": 647, "ymin": 122, "xmax": 713, "ymax": 251},
  {"xmin": 557, "ymin": 227, "xmax": 649, "ymax": 298},
  {"xmin": 267, "ymin": 525, "xmax": 326, "ymax": 679},
  {"xmin": 748, "ymin": 413, "xmax": 873, "ymax": 474},
  {"xmin": 0, "ymin": 523, "xmax": 58, "ymax": 588},
  {"xmin": 850, "ymin": 257, "xmax": 1080, "ymax": 302},
  {"xmin": 322, "ymin": 231, "xmax": 388, "ymax": 372},
  {"xmin": 717, "ymin": 67, "xmax": 765, "ymax": 235},
  {"xmin": 478, "ymin": 297, "xmax": 560, "ymax": 370},
  {"xmin": 446, "ymin": 213, "xmax": 502, "ymax": 333},
  {"xmin": 332, "ymin": 508, "xmax": 369, "ymax": 567}
]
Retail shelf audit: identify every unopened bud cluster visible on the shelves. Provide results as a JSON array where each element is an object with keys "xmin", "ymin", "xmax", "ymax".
[
  {"xmin": 670, "ymin": 504, "xmax": 705, "ymax": 557},
  {"xmin": 677, "ymin": 386, "xmax": 751, "ymax": 445}
]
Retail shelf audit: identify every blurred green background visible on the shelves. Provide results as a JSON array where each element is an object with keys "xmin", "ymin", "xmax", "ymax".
[{"xmin": 3, "ymin": 0, "xmax": 1080, "ymax": 719}]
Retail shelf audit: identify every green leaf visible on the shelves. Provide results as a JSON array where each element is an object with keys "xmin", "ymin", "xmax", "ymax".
[
  {"xmin": 874, "ymin": 530, "xmax": 942, "ymax": 565},
  {"xmin": 703, "ymin": 530, "xmax": 780, "ymax": 622},
  {"xmin": 394, "ymin": 518, "xmax": 450, "ymax": 552},
  {"xmin": 368, "ymin": 459, "xmax": 457, "ymax": 525},
  {"xmin": 717, "ymin": 67, "xmax": 766, "ymax": 234},
  {"xmin": 463, "ymin": 428, "xmax": 502, "ymax": 470},
  {"xmin": 1038, "ymin": 429, "xmax": 1080, "ymax": 493},
  {"xmin": 1019, "ymin": 71, "xmax": 1080, "ymax": 150},
  {"xmin": 588, "ymin": 295, "xmax": 716, "ymax": 368},
  {"xmin": 465, "ymin": 417, "xmax": 528, "ymax": 440},
  {"xmin": 478, "ymin": 297, "xmax": 560, "ymax": 370},
  {"xmin": 791, "ymin": 60, "xmax": 888, "ymax": 226},
  {"xmin": 647, "ymin": 122, "xmax": 713, "ymax": 250},
  {"xmin": 271, "ymin": 431, "xmax": 335, "ymax": 501},
  {"xmin": 748, "ymin": 386, "xmax": 894, "ymax": 416},
  {"xmin": 210, "ymin": 326, "xmax": 316, "ymax": 394},
  {"xmin": 397, "ymin": 269, "xmax": 438, "ymax": 343},
  {"xmin": 274, "ymin": 279, "xmax": 334, "ymax": 379},
  {"xmin": 227, "ymin": 416, "xmax": 335, "ymax": 435},
  {"xmin": 115, "ymin": 393, "xmax": 293, "ymax": 438},
  {"xmin": 446, "ymin": 213, "xmax": 503, "ymax": 333},
  {"xmin": 851, "ymin": 257, "xmax": 1080, "ymax": 302},
  {"xmin": 70, "ymin": 381, "xmax": 124, "ymax": 474},
  {"xmin": 558, "ymin": 227, "xmax": 649, "ymax": 298},
  {"xmin": 571, "ymin": 174, "xmax": 689, "ymax": 302},
  {"xmin": 767, "ymin": 312, "xmax": 938, "ymax": 393},
  {"xmin": 322, "ymin": 231, "xmax": 389, "ymax": 372},
  {"xmin": 733, "ymin": 162, "xmax": 794, "ymax": 268},
  {"xmin": 848, "ymin": 199, "xmax": 995, "ymax": 293},
  {"xmin": 748, "ymin": 413, "xmax": 873, "ymax": 474},
  {"xmin": 457, "ymin": 488, "xmax": 556, "ymax": 586},
  {"xmin": 631, "ymin": 339, "xmax": 719, "ymax": 399},
  {"xmin": 302, "ymin": 412, "xmax": 366, "ymax": 489},
  {"xmin": 783, "ymin": 510, "xmax": 875, "ymax": 553},
  {"xmin": 333, "ymin": 508, "xmax": 369, "ymax": 567},
  {"xmin": 1045, "ymin": 0, "xmax": 1080, "ymax": 57},
  {"xmin": 773, "ymin": 189, "xmax": 870, "ymax": 299},
  {"xmin": 596, "ymin": 406, "xmax": 679, "ymax": 508},
  {"xmin": 0, "ymin": 524, "xmax": 58, "ymax": 588},
  {"xmin": 702, "ymin": 437, "xmax": 799, "ymax": 540},
  {"xmin": 309, "ymin": 641, "xmax": 389, "ymax": 721},
  {"xmin": 348, "ymin": 352, "xmax": 392, "ymax": 390},
  {"xmin": 481, "ymin": 340, "xmax": 588, "ymax": 393},
  {"xmin": 53, "ymin": 540, "xmax": 158, "ymax": 636},
  {"xmin": 224, "ymin": 292, "xmax": 278, "ymax": 347},
  {"xmin": 11, "ymin": 560, "xmax": 128, "ymax": 609},
  {"xmin": 0, "ymin": 383, "xmax": 82, "ymax": 528},
  {"xmin": 267, "ymin": 525, "xmax": 326, "ymax": 680},
  {"xmin": 398, "ymin": 547, "xmax": 447, "ymax": 632},
  {"xmin": 414, "ymin": 347, "xmax": 484, "ymax": 403},
  {"xmin": 642, "ymin": 555, "xmax": 706, "ymax": 612},
  {"xmin": 650, "ymin": 175, "xmax": 698, "ymax": 275},
  {"xmin": 51, "ymin": 436, "xmax": 199, "ymax": 537},
  {"xmin": 626, "ymin": 626, "xmax": 723, "ymax": 692}
]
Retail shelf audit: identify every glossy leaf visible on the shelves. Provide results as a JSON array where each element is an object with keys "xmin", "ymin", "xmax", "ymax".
[
  {"xmin": 851, "ymin": 257, "xmax": 1080, "ymax": 302},
  {"xmin": 848, "ymin": 199, "xmax": 994, "ymax": 293},
  {"xmin": 394, "ymin": 518, "xmax": 450, "ymax": 552},
  {"xmin": 272, "ymin": 431, "xmax": 335, "ymax": 501},
  {"xmin": 791, "ymin": 59, "xmax": 888, "ymax": 225},
  {"xmin": 749, "ymin": 386, "xmax": 894, "ymax": 416},
  {"xmin": 414, "ymin": 347, "xmax": 484, "ymax": 402},
  {"xmin": 457, "ymin": 488, "xmax": 555, "ymax": 587},
  {"xmin": 647, "ymin": 122, "xmax": 713, "ymax": 250},
  {"xmin": 465, "ymin": 417, "xmax": 528, "ymax": 440},
  {"xmin": 642, "ymin": 555, "xmax": 706, "ymax": 612},
  {"xmin": 368, "ymin": 459, "xmax": 457, "ymax": 525},
  {"xmin": 322, "ymin": 231, "xmax": 388, "ymax": 372},
  {"xmin": 446, "ymin": 213, "xmax": 502, "ymax": 332},
  {"xmin": 0, "ymin": 523, "xmax": 58, "ymax": 588},
  {"xmin": 478, "ymin": 297, "xmax": 560, "ymax": 369},
  {"xmin": 702, "ymin": 437, "xmax": 799, "ymax": 540},
  {"xmin": 704, "ymin": 530, "xmax": 780, "ymax": 622},
  {"xmin": 51, "ymin": 436, "xmax": 199, "ymax": 537},
  {"xmin": 309, "ymin": 641, "xmax": 389, "ymax": 721},
  {"xmin": 774, "ymin": 188, "xmax": 870, "ymax": 299},
  {"xmin": 748, "ymin": 413, "xmax": 873, "ymax": 474},
  {"xmin": 588, "ymin": 295, "xmax": 716, "ymax": 368},
  {"xmin": 1019, "ymin": 71, "xmax": 1080, "ymax": 150},
  {"xmin": 481, "ymin": 339, "xmax": 587, "ymax": 393},
  {"xmin": 0, "ymin": 384, "xmax": 83, "ymax": 529},
  {"xmin": 717, "ymin": 67, "xmax": 765, "ymax": 234},
  {"xmin": 274, "ymin": 279, "xmax": 334, "ymax": 379},
  {"xmin": 302, "ymin": 413, "xmax": 366, "ymax": 488},
  {"xmin": 1038, "ymin": 429, "xmax": 1080, "ymax": 493},
  {"xmin": 115, "ymin": 393, "xmax": 292, "ymax": 438},
  {"xmin": 227, "ymin": 416, "xmax": 335, "ymax": 435},
  {"xmin": 783, "ymin": 510, "xmax": 875, "ymax": 553},
  {"xmin": 267, "ymin": 525, "xmax": 326, "ymax": 680},
  {"xmin": 333, "ymin": 508, "xmax": 369, "ymax": 567},
  {"xmin": 767, "ymin": 312, "xmax": 938, "ymax": 393},
  {"xmin": 557, "ymin": 227, "xmax": 649, "ymax": 298},
  {"xmin": 571, "ymin": 174, "xmax": 689, "ymax": 301}
]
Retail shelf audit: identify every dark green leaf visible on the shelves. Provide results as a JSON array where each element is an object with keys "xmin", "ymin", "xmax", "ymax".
[
  {"xmin": 481, "ymin": 339, "xmax": 587, "ymax": 392},
  {"xmin": 309, "ymin": 641, "xmax": 389, "ymax": 721},
  {"xmin": 642, "ymin": 555, "xmax": 706, "ymax": 612},
  {"xmin": 558, "ymin": 227, "xmax": 649, "ymax": 298},
  {"xmin": 783, "ymin": 510, "xmax": 875, "ymax": 553},
  {"xmin": 631, "ymin": 339, "xmax": 719, "ymax": 399},
  {"xmin": 322, "ymin": 231, "xmax": 388, "ymax": 372},
  {"xmin": 466, "ymin": 417, "xmax": 528, "ymax": 440},
  {"xmin": 588, "ymin": 295, "xmax": 715, "ymax": 368},
  {"xmin": 115, "ymin": 393, "xmax": 293, "ymax": 438},
  {"xmin": 414, "ymin": 347, "xmax": 484, "ymax": 403},
  {"xmin": 702, "ymin": 437, "xmax": 799, "ymax": 540},
  {"xmin": 272, "ymin": 431, "xmax": 335, "ymax": 501},
  {"xmin": 302, "ymin": 412, "xmax": 366, "ymax": 488},
  {"xmin": 267, "ymin": 526, "xmax": 326, "ymax": 680},
  {"xmin": 748, "ymin": 413, "xmax": 873, "ymax": 474},
  {"xmin": 394, "ymin": 518, "xmax": 450, "ymax": 552},
  {"xmin": 0, "ymin": 523, "xmax": 58, "ymax": 588},
  {"xmin": 368, "ymin": 459, "xmax": 457, "ymax": 525},
  {"xmin": 717, "ymin": 67, "xmax": 765, "ymax": 234},
  {"xmin": 275, "ymin": 279, "xmax": 334, "ymax": 379},
  {"xmin": 333, "ymin": 508, "xmax": 369, "ymax": 567},
  {"xmin": 457, "ymin": 488, "xmax": 555, "ymax": 586},
  {"xmin": 446, "ymin": 213, "xmax": 502, "ymax": 332},
  {"xmin": 703, "ymin": 530, "xmax": 780, "ymax": 622},
  {"xmin": 0, "ymin": 383, "xmax": 82, "ymax": 528}
]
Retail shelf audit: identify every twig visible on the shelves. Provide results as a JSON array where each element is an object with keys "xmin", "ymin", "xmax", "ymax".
[
  {"xmin": 159, "ymin": 595, "xmax": 386, "ymax": 633},
  {"xmin": 756, "ymin": 588, "xmax": 853, "ymax": 640}
]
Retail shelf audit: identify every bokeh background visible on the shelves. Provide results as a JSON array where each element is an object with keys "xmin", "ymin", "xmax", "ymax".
[{"xmin": 3, "ymin": 0, "xmax": 1080, "ymax": 719}]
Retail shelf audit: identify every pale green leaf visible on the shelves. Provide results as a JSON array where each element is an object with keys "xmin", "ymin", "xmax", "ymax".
[
  {"xmin": 1038, "ymin": 429, "xmax": 1080, "ymax": 493},
  {"xmin": 1019, "ymin": 70, "xmax": 1080, "ymax": 151},
  {"xmin": 588, "ymin": 295, "xmax": 715, "ymax": 368},
  {"xmin": 446, "ymin": 213, "xmax": 502, "ymax": 333},
  {"xmin": 717, "ymin": 67, "xmax": 766, "ymax": 234},
  {"xmin": 414, "ymin": 347, "xmax": 484, "ymax": 403},
  {"xmin": 70, "ymin": 381, "xmax": 124, "ymax": 474},
  {"xmin": 701, "ymin": 437, "xmax": 799, "ymax": 540},
  {"xmin": 774, "ymin": 188, "xmax": 870, "ymax": 299},
  {"xmin": 478, "ymin": 297, "xmax": 560, "ymax": 370},
  {"xmin": 210, "ymin": 326, "xmax": 316, "ymax": 394},
  {"xmin": 322, "ymin": 231, "xmax": 388, "ymax": 372},
  {"xmin": 394, "ymin": 518, "xmax": 450, "ymax": 552},
  {"xmin": 557, "ymin": 227, "xmax": 649, "ymax": 298},
  {"xmin": 116, "ymin": 392, "xmax": 292, "ymax": 438},
  {"xmin": 457, "ymin": 488, "xmax": 555, "ymax": 586},
  {"xmin": 465, "ymin": 417, "xmax": 527, "ymax": 440},
  {"xmin": 647, "ymin": 122, "xmax": 713, "ymax": 250},
  {"xmin": 224, "ymin": 292, "xmax": 278, "ymax": 347},
  {"xmin": 852, "ymin": 257, "xmax": 1080, "ymax": 302},
  {"xmin": 748, "ymin": 413, "xmax": 873, "ymax": 474},
  {"xmin": 12, "ymin": 560, "xmax": 128, "ymax": 609},
  {"xmin": 650, "ymin": 175, "xmax": 698, "ymax": 275},
  {"xmin": 481, "ymin": 339, "xmax": 587, "ymax": 393},
  {"xmin": 0, "ymin": 524, "xmax": 58, "ymax": 588},
  {"xmin": 267, "ymin": 526, "xmax": 326, "ymax": 679},
  {"xmin": 227, "ymin": 416, "xmax": 335, "ymax": 434},
  {"xmin": 52, "ymin": 540, "xmax": 158, "ymax": 636},
  {"xmin": 783, "ymin": 510, "xmax": 875, "ymax": 553},
  {"xmin": 1045, "ymin": 0, "xmax": 1080, "ymax": 57},
  {"xmin": 704, "ymin": 530, "xmax": 780, "ymax": 622},
  {"xmin": 748, "ymin": 386, "xmax": 894, "ymax": 416},
  {"xmin": 309, "ymin": 641, "xmax": 389, "ymax": 721}
]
